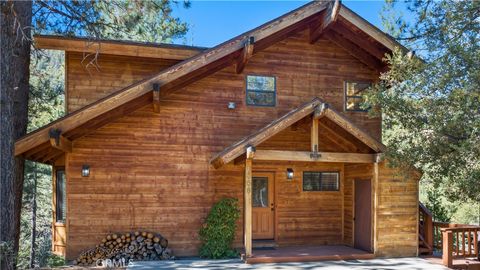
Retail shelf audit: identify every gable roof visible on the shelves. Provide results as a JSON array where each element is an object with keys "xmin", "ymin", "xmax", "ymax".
[
  {"xmin": 15, "ymin": 1, "xmax": 405, "ymax": 162},
  {"xmin": 210, "ymin": 98, "xmax": 386, "ymax": 168},
  {"xmin": 34, "ymin": 35, "xmax": 206, "ymax": 60}
]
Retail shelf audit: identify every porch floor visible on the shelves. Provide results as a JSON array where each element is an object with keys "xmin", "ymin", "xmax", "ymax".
[{"xmin": 244, "ymin": 245, "xmax": 374, "ymax": 264}]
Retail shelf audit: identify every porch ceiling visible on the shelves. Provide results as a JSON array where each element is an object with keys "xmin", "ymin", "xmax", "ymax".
[{"xmin": 210, "ymin": 97, "xmax": 386, "ymax": 169}]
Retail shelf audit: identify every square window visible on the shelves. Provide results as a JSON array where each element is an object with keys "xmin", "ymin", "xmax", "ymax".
[
  {"xmin": 246, "ymin": 75, "xmax": 276, "ymax": 106},
  {"xmin": 345, "ymin": 81, "xmax": 371, "ymax": 112},
  {"xmin": 303, "ymin": 171, "xmax": 340, "ymax": 191}
]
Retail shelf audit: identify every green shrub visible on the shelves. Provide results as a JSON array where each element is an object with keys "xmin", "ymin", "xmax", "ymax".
[
  {"xmin": 199, "ymin": 198, "xmax": 240, "ymax": 259},
  {"xmin": 47, "ymin": 254, "xmax": 65, "ymax": 268}
]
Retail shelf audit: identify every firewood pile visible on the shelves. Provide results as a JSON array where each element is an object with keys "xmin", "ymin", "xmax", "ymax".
[{"xmin": 73, "ymin": 231, "xmax": 173, "ymax": 266}]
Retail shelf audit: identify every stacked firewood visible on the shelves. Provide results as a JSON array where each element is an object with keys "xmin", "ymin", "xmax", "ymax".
[{"xmin": 74, "ymin": 231, "xmax": 173, "ymax": 266}]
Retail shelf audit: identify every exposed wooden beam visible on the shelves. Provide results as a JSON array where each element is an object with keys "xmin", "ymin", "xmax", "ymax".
[
  {"xmin": 236, "ymin": 37, "xmax": 254, "ymax": 74},
  {"xmin": 318, "ymin": 120, "xmax": 359, "ymax": 152},
  {"xmin": 49, "ymin": 129, "xmax": 72, "ymax": 153},
  {"xmin": 323, "ymin": 108, "xmax": 386, "ymax": 152},
  {"xmin": 210, "ymin": 98, "xmax": 323, "ymax": 168},
  {"xmin": 244, "ymin": 145, "xmax": 255, "ymax": 258},
  {"xmin": 314, "ymin": 103, "xmax": 328, "ymax": 119},
  {"xmin": 16, "ymin": 1, "xmax": 331, "ymax": 157},
  {"xmin": 310, "ymin": 0, "xmax": 341, "ymax": 44},
  {"xmin": 255, "ymin": 150, "xmax": 376, "ymax": 163},
  {"xmin": 152, "ymin": 83, "xmax": 160, "ymax": 113},
  {"xmin": 323, "ymin": 30, "xmax": 384, "ymax": 71},
  {"xmin": 338, "ymin": 6, "xmax": 405, "ymax": 53},
  {"xmin": 331, "ymin": 21, "xmax": 387, "ymax": 60},
  {"xmin": 34, "ymin": 35, "xmax": 204, "ymax": 60}
]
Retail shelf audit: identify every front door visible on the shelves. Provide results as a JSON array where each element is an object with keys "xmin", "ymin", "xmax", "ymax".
[
  {"xmin": 354, "ymin": 179, "xmax": 372, "ymax": 252},
  {"xmin": 252, "ymin": 172, "xmax": 275, "ymax": 240}
]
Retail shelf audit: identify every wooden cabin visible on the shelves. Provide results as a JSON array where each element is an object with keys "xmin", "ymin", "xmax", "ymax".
[{"xmin": 16, "ymin": 1, "xmax": 421, "ymax": 262}]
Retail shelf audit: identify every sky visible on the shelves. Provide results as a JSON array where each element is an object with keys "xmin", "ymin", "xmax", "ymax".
[{"xmin": 172, "ymin": 1, "xmax": 397, "ymax": 48}]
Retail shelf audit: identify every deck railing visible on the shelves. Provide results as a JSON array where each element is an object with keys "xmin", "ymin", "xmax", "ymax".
[
  {"xmin": 435, "ymin": 222, "xmax": 480, "ymax": 268},
  {"xmin": 419, "ymin": 203, "xmax": 433, "ymax": 254}
]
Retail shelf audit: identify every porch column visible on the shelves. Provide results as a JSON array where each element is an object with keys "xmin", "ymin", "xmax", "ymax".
[
  {"xmin": 372, "ymin": 156, "xmax": 380, "ymax": 255},
  {"xmin": 244, "ymin": 146, "xmax": 255, "ymax": 257}
]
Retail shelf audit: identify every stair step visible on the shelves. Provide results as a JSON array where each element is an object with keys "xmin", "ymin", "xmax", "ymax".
[
  {"xmin": 253, "ymin": 240, "xmax": 277, "ymax": 249},
  {"xmin": 419, "ymin": 247, "xmax": 432, "ymax": 254}
]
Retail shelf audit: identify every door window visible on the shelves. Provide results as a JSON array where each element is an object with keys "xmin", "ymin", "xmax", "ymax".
[{"xmin": 252, "ymin": 177, "xmax": 269, "ymax": 207}]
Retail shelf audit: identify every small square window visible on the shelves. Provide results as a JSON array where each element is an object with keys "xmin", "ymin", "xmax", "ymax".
[
  {"xmin": 303, "ymin": 171, "xmax": 340, "ymax": 191},
  {"xmin": 345, "ymin": 81, "xmax": 371, "ymax": 112},
  {"xmin": 246, "ymin": 75, "xmax": 276, "ymax": 107}
]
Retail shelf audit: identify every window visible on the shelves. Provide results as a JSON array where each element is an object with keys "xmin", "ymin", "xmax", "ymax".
[
  {"xmin": 345, "ymin": 81, "xmax": 371, "ymax": 111},
  {"xmin": 303, "ymin": 171, "xmax": 340, "ymax": 191},
  {"xmin": 246, "ymin": 75, "xmax": 276, "ymax": 106},
  {"xmin": 55, "ymin": 169, "xmax": 66, "ymax": 223}
]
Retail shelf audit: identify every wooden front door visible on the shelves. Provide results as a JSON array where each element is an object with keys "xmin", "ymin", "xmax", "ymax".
[
  {"xmin": 354, "ymin": 179, "xmax": 372, "ymax": 252},
  {"xmin": 252, "ymin": 172, "xmax": 275, "ymax": 240}
]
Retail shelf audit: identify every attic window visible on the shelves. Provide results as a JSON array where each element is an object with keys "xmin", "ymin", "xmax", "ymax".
[
  {"xmin": 246, "ymin": 75, "xmax": 276, "ymax": 107},
  {"xmin": 345, "ymin": 81, "xmax": 371, "ymax": 112}
]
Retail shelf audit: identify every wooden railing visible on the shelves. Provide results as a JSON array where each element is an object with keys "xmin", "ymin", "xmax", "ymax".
[
  {"xmin": 419, "ymin": 203, "xmax": 433, "ymax": 255},
  {"xmin": 435, "ymin": 223, "xmax": 480, "ymax": 268}
]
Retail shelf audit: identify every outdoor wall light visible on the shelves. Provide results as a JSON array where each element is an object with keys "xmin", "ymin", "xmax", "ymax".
[
  {"xmin": 82, "ymin": 165, "xmax": 90, "ymax": 177},
  {"xmin": 228, "ymin": 102, "xmax": 236, "ymax": 109},
  {"xmin": 286, "ymin": 168, "xmax": 294, "ymax": 180}
]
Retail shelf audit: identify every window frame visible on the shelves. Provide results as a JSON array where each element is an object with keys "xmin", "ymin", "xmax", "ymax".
[
  {"xmin": 55, "ymin": 167, "xmax": 66, "ymax": 224},
  {"xmin": 245, "ymin": 74, "xmax": 277, "ymax": 107},
  {"xmin": 302, "ymin": 171, "xmax": 341, "ymax": 192},
  {"xmin": 344, "ymin": 81, "xmax": 372, "ymax": 112}
]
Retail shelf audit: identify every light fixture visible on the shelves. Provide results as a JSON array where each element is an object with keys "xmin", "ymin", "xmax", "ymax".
[
  {"xmin": 286, "ymin": 168, "xmax": 294, "ymax": 180},
  {"xmin": 228, "ymin": 102, "xmax": 236, "ymax": 110},
  {"xmin": 82, "ymin": 165, "xmax": 90, "ymax": 177}
]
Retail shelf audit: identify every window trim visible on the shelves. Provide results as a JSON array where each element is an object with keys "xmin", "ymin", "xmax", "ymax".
[
  {"xmin": 55, "ymin": 167, "xmax": 66, "ymax": 224},
  {"xmin": 302, "ymin": 171, "xmax": 341, "ymax": 192},
  {"xmin": 245, "ymin": 74, "xmax": 277, "ymax": 107},
  {"xmin": 344, "ymin": 81, "xmax": 372, "ymax": 112}
]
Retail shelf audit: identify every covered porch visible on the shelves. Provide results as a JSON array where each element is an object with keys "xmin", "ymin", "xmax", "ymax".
[
  {"xmin": 210, "ymin": 98, "xmax": 386, "ymax": 262},
  {"xmin": 245, "ymin": 245, "xmax": 374, "ymax": 264}
]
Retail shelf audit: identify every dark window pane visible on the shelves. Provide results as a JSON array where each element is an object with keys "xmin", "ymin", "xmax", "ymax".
[
  {"xmin": 252, "ymin": 177, "xmax": 268, "ymax": 207},
  {"xmin": 246, "ymin": 91, "xmax": 275, "ymax": 106},
  {"xmin": 246, "ymin": 75, "xmax": 276, "ymax": 106},
  {"xmin": 303, "ymin": 171, "xmax": 339, "ymax": 191},
  {"xmin": 56, "ymin": 169, "xmax": 66, "ymax": 223}
]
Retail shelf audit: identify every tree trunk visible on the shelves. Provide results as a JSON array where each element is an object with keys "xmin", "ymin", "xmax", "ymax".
[
  {"xmin": 0, "ymin": 1, "xmax": 32, "ymax": 270},
  {"xmin": 29, "ymin": 163, "xmax": 37, "ymax": 269}
]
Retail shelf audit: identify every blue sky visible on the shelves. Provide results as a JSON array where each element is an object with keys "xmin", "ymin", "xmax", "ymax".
[{"xmin": 172, "ymin": 1, "xmax": 395, "ymax": 47}]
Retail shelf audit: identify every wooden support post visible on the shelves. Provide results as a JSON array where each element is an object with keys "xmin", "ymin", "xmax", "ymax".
[
  {"xmin": 425, "ymin": 209, "xmax": 434, "ymax": 254},
  {"xmin": 311, "ymin": 115, "xmax": 319, "ymax": 159},
  {"xmin": 372, "ymin": 161, "xmax": 379, "ymax": 255},
  {"xmin": 236, "ymin": 36, "xmax": 254, "ymax": 74},
  {"xmin": 474, "ymin": 229, "xmax": 478, "ymax": 258},
  {"xmin": 443, "ymin": 230, "xmax": 453, "ymax": 268},
  {"xmin": 49, "ymin": 129, "xmax": 72, "ymax": 153},
  {"xmin": 153, "ymin": 83, "xmax": 160, "ymax": 113},
  {"xmin": 244, "ymin": 146, "xmax": 255, "ymax": 257}
]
